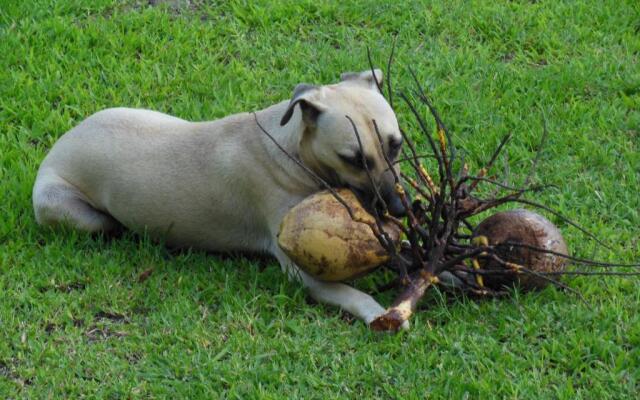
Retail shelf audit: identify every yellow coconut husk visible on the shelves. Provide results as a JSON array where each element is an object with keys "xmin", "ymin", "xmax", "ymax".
[{"xmin": 278, "ymin": 189, "xmax": 401, "ymax": 282}]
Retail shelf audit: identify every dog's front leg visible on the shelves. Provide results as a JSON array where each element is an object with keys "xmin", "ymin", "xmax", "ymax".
[{"xmin": 272, "ymin": 246, "xmax": 407, "ymax": 328}]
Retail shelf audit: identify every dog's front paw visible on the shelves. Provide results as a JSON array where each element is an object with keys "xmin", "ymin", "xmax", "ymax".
[{"xmin": 362, "ymin": 304, "xmax": 386, "ymax": 326}]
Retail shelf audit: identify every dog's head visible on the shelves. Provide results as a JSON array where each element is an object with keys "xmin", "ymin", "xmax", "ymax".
[{"xmin": 280, "ymin": 69, "xmax": 407, "ymax": 216}]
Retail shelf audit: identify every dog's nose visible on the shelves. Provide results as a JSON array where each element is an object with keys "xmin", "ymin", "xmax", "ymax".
[
  {"xmin": 375, "ymin": 171, "xmax": 410, "ymax": 217},
  {"xmin": 375, "ymin": 174, "xmax": 408, "ymax": 217},
  {"xmin": 351, "ymin": 178, "xmax": 409, "ymax": 218},
  {"xmin": 382, "ymin": 184, "xmax": 408, "ymax": 217},
  {"xmin": 385, "ymin": 190, "xmax": 407, "ymax": 217}
]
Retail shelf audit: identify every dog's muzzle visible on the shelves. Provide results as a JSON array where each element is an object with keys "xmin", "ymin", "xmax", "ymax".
[
  {"xmin": 352, "ymin": 170, "xmax": 409, "ymax": 218},
  {"xmin": 380, "ymin": 181, "xmax": 408, "ymax": 217}
]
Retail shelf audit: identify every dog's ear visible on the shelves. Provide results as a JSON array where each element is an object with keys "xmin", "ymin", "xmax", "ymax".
[
  {"xmin": 280, "ymin": 84, "xmax": 327, "ymax": 127},
  {"xmin": 340, "ymin": 69, "xmax": 383, "ymax": 92}
]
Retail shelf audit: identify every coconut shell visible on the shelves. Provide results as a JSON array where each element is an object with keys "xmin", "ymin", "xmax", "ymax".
[
  {"xmin": 473, "ymin": 209, "xmax": 568, "ymax": 290},
  {"xmin": 278, "ymin": 189, "xmax": 401, "ymax": 282}
]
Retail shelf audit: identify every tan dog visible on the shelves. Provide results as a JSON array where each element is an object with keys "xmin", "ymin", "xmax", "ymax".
[{"xmin": 33, "ymin": 69, "xmax": 407, "ymax": 327}]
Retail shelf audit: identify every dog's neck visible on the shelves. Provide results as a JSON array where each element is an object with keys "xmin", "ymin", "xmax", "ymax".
[
  {"xmin": 255, "ymin": 102, "xmax": 324, "ymax": 194},
  {"xmin": 297, "ymin": 128, "xmax": 340, "ymax": 188}
]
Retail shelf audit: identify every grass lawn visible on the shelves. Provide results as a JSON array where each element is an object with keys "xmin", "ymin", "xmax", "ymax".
[{"xmin": 1, "ymin": 0, "xmax": 639, "ymax": 398}]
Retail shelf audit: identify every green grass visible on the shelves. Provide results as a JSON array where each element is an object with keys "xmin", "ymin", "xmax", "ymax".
[{"xmin": 1, "ymin": 0, "xmax": 639, "ymax": 398}]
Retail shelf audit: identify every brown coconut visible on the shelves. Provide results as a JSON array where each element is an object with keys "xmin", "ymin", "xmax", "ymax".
[
  {"xmin": 278, "ymin": 189, "xmax": 401, "ymax": 282},
  {"xmin": 473, "ymin": 209, "xmax": 568, "ymax": 290}
]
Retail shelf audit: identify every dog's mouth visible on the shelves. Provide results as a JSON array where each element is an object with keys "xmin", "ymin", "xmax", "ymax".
[
  {"xmin": 320, "ymin": 168, "xmax": 375, "ymax": 212},
  {"xmin": 325, "ymin": 168, "xmax": 343, "ymax": 189},
  {"xmin": 316, "ymin": 164, "xmax": 408, "ymax": 218},
  {"xmin": 348, "ymin": 183, "xmax": 408, "ymax": 218}
]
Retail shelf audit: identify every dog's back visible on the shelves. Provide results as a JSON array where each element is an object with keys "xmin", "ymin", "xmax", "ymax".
[{"xmin": 33, "ymin": 107, "xmax": 273, "ymax": 250}]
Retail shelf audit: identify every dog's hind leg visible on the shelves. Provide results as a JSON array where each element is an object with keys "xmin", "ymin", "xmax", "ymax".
[{"xmin": 33, "ymin": 170, "xmax": 121, "ymax": 234}]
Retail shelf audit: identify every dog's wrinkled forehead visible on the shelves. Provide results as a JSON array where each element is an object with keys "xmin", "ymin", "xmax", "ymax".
[
  {"xmin": 339, "ymin": 69, "xmax": 383, "ymax": 91},
  {"xmin": 326, "ymin": 70, "xmax": 398, "ymax": 130},
  {"xmin": 332, "ymin": 84, "xmax": 397, "ymax": 127},
  {"xmin": 332, "ymin": 69, "xmax": 389, "ymax": 113},
  {"xmin": 279, "ymin": 69, "xmax": 398, "ymax": 130}
]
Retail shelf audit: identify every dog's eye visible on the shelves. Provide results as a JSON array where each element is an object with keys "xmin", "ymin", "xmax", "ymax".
[
  {"xmin": 388, "ymin": 136, "xmax": 403, "ymax": 158},
  {"xmin": 339, "ymin": 153, "xmax": 364, "ymax": 169},
  {"xmin": 338, "ymin": 152, "xmax": 374, "ymax": 170}
]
